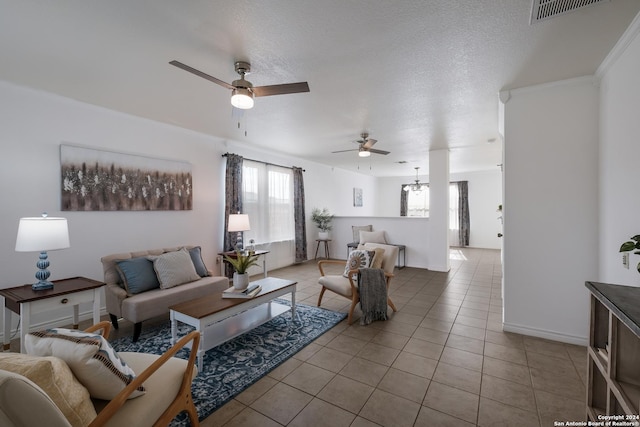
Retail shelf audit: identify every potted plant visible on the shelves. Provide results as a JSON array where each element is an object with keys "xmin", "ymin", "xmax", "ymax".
[
  {"xmin": 223, "ymin": 250, "xmax": 261, "ymax": 289},
  {"xmin": 620, "ymin": 235, "xmax": 640, "ymax": 273},
  {"xmin": 311, "ymin": 207, "xmax": 333, "ymax": 239}
]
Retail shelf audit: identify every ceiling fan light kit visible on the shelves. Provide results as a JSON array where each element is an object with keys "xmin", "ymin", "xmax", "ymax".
[
  {"xmin": 231, "ymin": 87, "xmax": 254, "ymax": 109},
  {"xmin": 358, "ymin": 149, "xmax": 371, "ymax": 157}
]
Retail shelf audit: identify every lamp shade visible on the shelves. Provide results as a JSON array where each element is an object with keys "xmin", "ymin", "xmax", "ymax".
[
  {"xmin": 15, "ymin": 216, "xmax": 70, "ymax": 252},
  {"xmin": 228, "ymin": 214, "xmax": 251, "ymax": 232}
]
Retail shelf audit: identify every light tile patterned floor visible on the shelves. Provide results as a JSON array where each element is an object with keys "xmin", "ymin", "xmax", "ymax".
[{"xmin": 204, "ymin": 248, "xmax": 587, "ymax": 427}]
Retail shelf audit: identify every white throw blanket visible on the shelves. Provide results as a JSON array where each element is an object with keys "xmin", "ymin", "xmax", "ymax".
[{"xmin": 357, "ymin": 268, "xmax": 388, "ymax": 325}]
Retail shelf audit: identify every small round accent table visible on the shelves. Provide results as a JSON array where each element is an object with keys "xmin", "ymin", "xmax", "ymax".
[{"xmin": 314, "ymin": 239, "xmax": 331, "ymax": 259}]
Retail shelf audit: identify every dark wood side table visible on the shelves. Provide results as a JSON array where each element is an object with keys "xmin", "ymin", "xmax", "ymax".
[
  {"xmin": 315, "ymin": 239, "xmax": 331, "ymax": 259},
  {"xmin": 0, "ymin": 276, "xmax": 105, "ymax": 352}
]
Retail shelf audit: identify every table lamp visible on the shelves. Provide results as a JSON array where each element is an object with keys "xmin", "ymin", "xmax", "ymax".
[
  {"xmin": 228, "ymin": 213, "xmax": 250, "ymax": 251},
  {"xmin": 15, "ymin": 213, "xmax": 70, "ymax": 290}
]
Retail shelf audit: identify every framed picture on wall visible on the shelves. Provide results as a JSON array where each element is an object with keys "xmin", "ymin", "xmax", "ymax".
[
  {"xmin": 353, "ymin": 187, "xmax": 363, "ymax": 207},
  {"xmin": 60, "ymin": 144, "xmax": 193, "ymax": 211}
]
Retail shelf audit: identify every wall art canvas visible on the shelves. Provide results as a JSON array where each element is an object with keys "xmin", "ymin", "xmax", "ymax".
[
  {"xmin": 60, "ymin": 144, "xmax": 192, "ymax": 211},
  {"xmin": 353, "ymin": 187, "xmax": 363, "ymax": 207}
]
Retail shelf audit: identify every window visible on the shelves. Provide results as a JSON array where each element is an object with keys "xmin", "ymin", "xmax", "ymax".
[
  {"xmin": 242, "ymin": 161, "xmax": 294, "ymax": 244},
  {"xmin": 406, "ymin": 188, "xmax": 429, "ymax": 217}
]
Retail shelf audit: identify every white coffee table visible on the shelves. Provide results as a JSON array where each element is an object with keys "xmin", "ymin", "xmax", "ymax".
[{"xmin": 169, "ymin": 276, "xmax": 297, "ymax": 371}]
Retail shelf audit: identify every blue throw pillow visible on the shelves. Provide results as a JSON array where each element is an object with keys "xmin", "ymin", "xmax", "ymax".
[
  {"xmin": 188, "ymin": 246, "xmax": 210, "ymax": 277},
  {"xmin": 115, "ymin": 257, "xmax": 160, "ymax": 295}
]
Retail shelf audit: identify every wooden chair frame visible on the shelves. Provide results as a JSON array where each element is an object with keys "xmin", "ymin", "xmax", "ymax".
[
  {"xmin": 317, "ymin": 260, "xmax": 397, "ymax": 324},
  {"xmin": 84, "ymin": 321, "xmax": 200, "ymax": 427}
]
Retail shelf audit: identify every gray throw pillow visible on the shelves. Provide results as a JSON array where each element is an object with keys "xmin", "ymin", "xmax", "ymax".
[
  {"xmin": 188, "ymin": 246, "xmax": 210, "ymax": 277},
  {"xmin": 148, "ymin": 248, "xmax": 200, "ymax": 289}
]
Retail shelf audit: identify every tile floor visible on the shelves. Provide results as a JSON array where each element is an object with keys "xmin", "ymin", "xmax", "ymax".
[{"xmin": 203, "ymin": 248, "xmax": 588, "ymax": 427}]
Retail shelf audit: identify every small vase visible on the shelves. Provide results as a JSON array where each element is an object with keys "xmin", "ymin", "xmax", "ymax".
[
  {"xmin": 233, "ymin": 272, "xmax": 249, "ymax": 290},
  {"xmin": 318, "ymin": 231, "xmax": 329, "ymax": 240}
]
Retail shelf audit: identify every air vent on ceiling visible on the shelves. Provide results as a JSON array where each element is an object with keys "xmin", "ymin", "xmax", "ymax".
[{"xmin": 530, "ymin": 0, "xmax": 610, "ymax": 24}]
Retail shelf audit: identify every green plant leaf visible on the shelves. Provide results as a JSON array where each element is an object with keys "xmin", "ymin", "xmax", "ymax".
[
  {"xmin": 631, "ymin": 234, "xmax": 640, "ymax": 241},
  {"xmin": 620, "ymin": 241, "xmax": 636, "ymax": 252},
  {"xmin": 223, "ymin": 251, "xmax": 260, "ymax": 274},
  {"xmin": 637, "ymin": 261, "xmax": 640, "ymax": 274}
]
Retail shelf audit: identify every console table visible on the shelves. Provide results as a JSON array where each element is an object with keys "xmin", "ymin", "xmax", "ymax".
[
  {"xmin": 0, "ymin": 276, "xmax": 105, "ymax": 353},
  {"xmin": 347, "ymin": 242, "xmax": 406, "ymax": 269},
  {"xmin": 585, "ymin": 281, "xmax": 640, "ymax": 420}
]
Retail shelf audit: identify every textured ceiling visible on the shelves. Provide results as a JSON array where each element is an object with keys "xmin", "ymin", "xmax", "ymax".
[{"xmin": 1, "ymin": 1, "xmax": 638, "ymax": 177}]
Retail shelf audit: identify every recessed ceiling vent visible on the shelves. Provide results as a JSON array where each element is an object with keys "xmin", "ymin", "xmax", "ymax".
[{"xmin": 530, "ymin": 0, "xmax": 610, "ymax": 24}]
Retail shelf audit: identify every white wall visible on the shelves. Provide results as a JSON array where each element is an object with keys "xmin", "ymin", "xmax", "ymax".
[
  {"xmin": 428, "ymin": 149, "xmax": 450, "ymax": 272},
  {"xmin": 502, "ymin": 76, "xmax": 599, "ymax": 345},
  {"xmin": 376, "ymin": 170, "xmax": 502, "ymax": 249},
  {"xmin": 598, "ymin": 17, "xmax": 640, "ymax": 287}
]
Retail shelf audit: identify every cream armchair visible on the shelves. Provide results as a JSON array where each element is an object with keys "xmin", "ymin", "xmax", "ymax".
[
  {"xmin": 317, "ymin": 242, "xmax": 399, "ymax": 324},
  {"xmin": 0, "ymin": 321, "xmax": 200, "ymax": 427}
]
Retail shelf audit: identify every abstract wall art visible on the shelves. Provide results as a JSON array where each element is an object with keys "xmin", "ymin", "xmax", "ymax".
[{"xmin": 60, "ymin": 144, "xmax": 192, "ymax": 211}]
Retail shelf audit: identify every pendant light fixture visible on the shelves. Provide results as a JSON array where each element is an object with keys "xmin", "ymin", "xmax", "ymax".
[{"xmin": 403, "ymin": 167, "xmax": 424, "ymax": 194}]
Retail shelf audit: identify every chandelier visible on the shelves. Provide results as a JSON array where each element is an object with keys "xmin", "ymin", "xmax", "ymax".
[{"xmin": 403, "ymin": 167, "xmax": 424, "ymax": 194}]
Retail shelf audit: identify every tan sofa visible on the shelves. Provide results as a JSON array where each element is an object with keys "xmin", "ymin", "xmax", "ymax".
[{"xmin": 101, "ymin": 246, "xmax": 229, "ymax": 341}]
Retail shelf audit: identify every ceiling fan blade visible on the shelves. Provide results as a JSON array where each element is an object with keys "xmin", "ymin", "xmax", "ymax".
[
  {"xmin": 331, "ymin": 148, "xmax": 359, "ymax": 153},
  {"xmin": 368, "ymin": 148, "xmax": 390, "ymax": 155},
  {"xmin": 362, "ymin": 138, "xmax": 377, "ymax": 149},
  {"xmin": 253, "ymin": 82, "xmax": 310, "ymax": 97},
  {"xmin": 169, "ymin": 60, "xmax": 235, "ymax": 90}
]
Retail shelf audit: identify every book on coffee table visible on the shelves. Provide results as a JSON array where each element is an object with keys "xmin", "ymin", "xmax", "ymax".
[{"xmin": 222, "ymin": 284, "xmax": 262, "ymax": 299}]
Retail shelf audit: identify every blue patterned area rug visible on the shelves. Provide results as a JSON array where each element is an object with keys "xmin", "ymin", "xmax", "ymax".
[{"xmin": 110, "ymin": 300, "xmax": 346, "ymax": 426}]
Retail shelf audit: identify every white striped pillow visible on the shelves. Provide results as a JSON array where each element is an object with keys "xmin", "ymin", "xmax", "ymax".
[
  {"xmin": 147, "ymin": 248, "xmax": 200, "ymax": 289},
  {"xmin": 25, "ymin": 328, "xmax": 145, "ymax": 400}
]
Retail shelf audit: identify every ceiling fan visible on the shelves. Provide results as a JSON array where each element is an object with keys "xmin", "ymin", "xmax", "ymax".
[
  {"xmin": 332, "ymin": 132, "xmax": 390, "ymax": 157},
  {"xmin": 169, "ymin": 60, "xmax": 310, "ymax": 109}
]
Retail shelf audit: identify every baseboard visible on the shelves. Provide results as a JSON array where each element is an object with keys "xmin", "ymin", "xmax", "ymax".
[
  {"xmin": 503, "ymin": 321, "xmax": 587, "ymax": 346},
  {"xmin": 1, "ymin": 308, "xmax": 108, "ymax": 344},
  {"xmin": 427, "ymin": 263, "xmax": 451, "ymax": 272}
]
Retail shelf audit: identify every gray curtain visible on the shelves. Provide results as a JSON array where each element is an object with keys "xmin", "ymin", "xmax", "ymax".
[
  {"xmin": 458, "ymin": 181, "xmax": 470, "ymax": 246},
  {"xmin": 400, "ymin": 185, "xmax": 408, "ymax": 216},
  {"xmin": 292, "ymin": 167, "xmax": 307, "ymax": 263},
  {"xmin": 224, "ymin": 154, "xmax": 243, "ymax": 276}
]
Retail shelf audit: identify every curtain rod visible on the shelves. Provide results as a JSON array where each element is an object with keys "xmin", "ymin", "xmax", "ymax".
[{"xmin": 222, "ymin": 153, "xmax": 305, "ymax": 172}]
